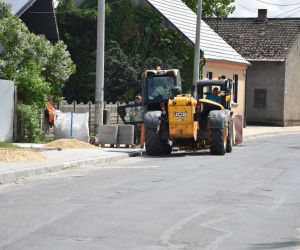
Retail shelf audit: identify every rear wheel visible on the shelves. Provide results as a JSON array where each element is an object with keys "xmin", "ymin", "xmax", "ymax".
[
  {"xmin": 145, "ymin": 128, "xmax": 161, "ymax": 156},
  {"xmin": 226, "ymin": 125, "xmax": 233, "ymax": 153},
  {"xmin": 209, "ymin": 128, "xmax": 226, "ymax": 155}
]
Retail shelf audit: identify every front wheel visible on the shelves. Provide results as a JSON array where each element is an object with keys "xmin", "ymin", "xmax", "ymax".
[
  {"xmin": 145, "ymin": 128, "xmax": 161, "ymax": 156},
  {"xmin": 209, "ymin": 128, "xmax": 226, "ymax": 155}
]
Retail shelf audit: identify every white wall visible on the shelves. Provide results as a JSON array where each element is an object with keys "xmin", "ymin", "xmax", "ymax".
[{"xmin": 0, "ymin": 80, "xmax": 15, "ymax": 142}]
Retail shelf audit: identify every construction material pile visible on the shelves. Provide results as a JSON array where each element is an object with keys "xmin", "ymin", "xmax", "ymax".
[
  {"xmin": 45, "ymin": 139, "xmax": 97, "ymax": 149},
  {"xmin": 0, "ymin": 148, "xmax": 46, "ymax": 162}
]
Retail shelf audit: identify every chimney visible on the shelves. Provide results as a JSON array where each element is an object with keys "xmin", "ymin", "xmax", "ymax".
[{"xmin": 258, "ymin": 9, "xmax": 268, "ymax": 22}]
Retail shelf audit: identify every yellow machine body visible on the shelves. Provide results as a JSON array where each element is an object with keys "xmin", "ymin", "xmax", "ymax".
[{"xmin": 168, "ymin": 96, "xmax": 198, "ymax": 140}]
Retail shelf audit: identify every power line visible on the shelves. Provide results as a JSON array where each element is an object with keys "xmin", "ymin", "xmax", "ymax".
[
  {"xmin": 236, "ymin": 3, "xmax": 257, "ymax": 14},
  {"xmin": 274, "ymin": 6, "xmax": 300, "ymax": 17},
  {"xmin": 109, "ymin": 0, "xmax": 126, "ymax": 5},
  {"xmin": 289, "ymin": 12, "xmax": 300, "ymax": 17},
  {"xmin": 284, "ymin": 8, "xmax": 300, "ymax": 17},
  {"xmin": 256, "ymin": 0, "xmax": 300, "ymax": 7}
]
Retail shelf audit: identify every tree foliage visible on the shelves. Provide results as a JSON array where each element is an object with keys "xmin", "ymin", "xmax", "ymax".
[
  {"xmin": 183, "ymin": 0, "xmax": 235, "ymax": 17},
  {"xmin": 104, "ymin": 41, "xmax": 139, "ymax": 102},
  {"xmin": 0, "ymin": 2, "xmax": 75, "ymax": 107},
  {"xmin": 17, "ymin": 104, "xmax": 41, "ymax": 142},
  {"xmin": 0, "ymin": 1, "xmax": 75, "ymax": 141},
  {"xmin": 57, "ymin": 0, "xmax": 194, "ymax": 103}
]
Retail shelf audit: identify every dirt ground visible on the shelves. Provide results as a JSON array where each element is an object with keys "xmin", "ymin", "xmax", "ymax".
[
  {"xmin": 0, "ymin": 148, "xmax": 46, "ymax": 162},
  {"xmin": 45, "ymin": 139, "xmax": 97, "ymax": 149},
  {"xmin": 0, "ymin": 139, "xmax": 97, "ymax": 162}
]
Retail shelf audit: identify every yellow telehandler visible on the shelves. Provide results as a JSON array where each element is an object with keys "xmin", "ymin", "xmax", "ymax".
[{"xmin": 142, "ymin": 68, "xmax": 234, "ymax": 155}]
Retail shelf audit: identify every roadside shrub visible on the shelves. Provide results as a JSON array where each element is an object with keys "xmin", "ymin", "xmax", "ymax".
[{"xmin": 17, "ymin": 104, "xmax": 41, "ymax": 142}]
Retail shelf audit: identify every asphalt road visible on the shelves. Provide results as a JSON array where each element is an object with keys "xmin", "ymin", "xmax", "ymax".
[{"xmin": 1, "ymin": 134, "xmax": 300, "ymax": 250}]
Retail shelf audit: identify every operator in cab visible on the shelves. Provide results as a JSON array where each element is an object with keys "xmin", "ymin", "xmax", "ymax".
[{"xmin": 206, "ymin": 87, "xmax": 221, "ymax": 103}]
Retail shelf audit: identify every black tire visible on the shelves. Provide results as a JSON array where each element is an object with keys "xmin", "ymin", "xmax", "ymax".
[
  {"xmin": 145, "ymin": 128, "xmax": 161, "ymax": 156},
  {"xmin": 226, "ymin": 126, "xmax": 233, "ymax": 153},
  {"xmin": 209, "ymin": 128, "xmax": 226, "ymax": 155}
]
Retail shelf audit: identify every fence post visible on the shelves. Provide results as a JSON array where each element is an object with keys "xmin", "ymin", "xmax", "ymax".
[
  {"xmin": 88, "ymin": 101, "xmax": 92, "ymax": 135},
  {"xmin": 73, "ymin": 101, "xmax": 77, "ymax": 113},
  {"xmin": 116, "ymin": 101, "xmax": 120, "ymax": 124},
  {"xmin": 13, "ymin": 85, "xmax": 18, "ymax": 142}
]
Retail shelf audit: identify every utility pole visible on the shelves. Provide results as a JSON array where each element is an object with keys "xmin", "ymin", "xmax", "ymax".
[
  {"xmin": 193, "ymin": 0, "xmax": 203, "ymax": 84},
  {"xmin": 95, "ymin": 0, "xmax": 105, "ymax": 135}
]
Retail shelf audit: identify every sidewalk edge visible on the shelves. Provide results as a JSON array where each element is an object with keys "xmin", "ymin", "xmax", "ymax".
[
  {"xmin": 244, "ymin": 130, "xmax": 300, "ymax": 140},
  {"xmin": 0, "ymin": 151, "xmax": 141, "ymax": 186}
]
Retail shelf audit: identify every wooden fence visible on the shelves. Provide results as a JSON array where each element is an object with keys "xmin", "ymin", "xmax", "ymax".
[{"xmin": 56, "ymin": 101, "xmax": 126, "ymax": 135}]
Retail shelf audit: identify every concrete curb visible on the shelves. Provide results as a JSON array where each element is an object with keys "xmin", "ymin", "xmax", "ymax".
[
  {"xmin": 0, "ymin": 151, "xmax": 142, "ymax": 186},
  {"xmin": 244, "ymin": 130, "xmax": 300, "ymax": 140}
]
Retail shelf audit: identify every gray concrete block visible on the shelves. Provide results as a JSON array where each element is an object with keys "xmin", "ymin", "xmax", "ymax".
[
  {"xmin": 117, "ymin": 125, "xmax": 134, "ymax": 145},
  {"xmin": 99, "ymin": 125, "xmax": 118, "ymax": 144}
]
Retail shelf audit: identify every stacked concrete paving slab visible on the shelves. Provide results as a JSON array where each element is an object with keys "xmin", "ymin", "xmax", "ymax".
[{"xmin": 99, "ymin": 125, "xmax": 135, "ymax": 146}]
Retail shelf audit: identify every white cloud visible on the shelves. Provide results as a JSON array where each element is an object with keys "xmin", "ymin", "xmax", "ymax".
[{"xmin": 230, "ymin": 0, "xmax": 300, "ymax": 18}]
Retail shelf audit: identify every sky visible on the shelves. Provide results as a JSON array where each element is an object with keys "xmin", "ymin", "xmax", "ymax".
[{"xmin": 230, "ymin": 0, "xmax": 300, "ymax": 18}]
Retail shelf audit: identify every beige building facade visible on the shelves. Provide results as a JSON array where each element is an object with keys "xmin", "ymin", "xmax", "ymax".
[{"xmin": 204, "ymin": 60, "xmax": 248, "ymax": 118}]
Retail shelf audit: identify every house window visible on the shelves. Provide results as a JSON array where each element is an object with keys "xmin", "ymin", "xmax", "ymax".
[
  {"xmin": 233, "ymin": 74, "xmax": 238, "ymax": 103},
  {"xmin": 254, "ymin": 89, "xmax": 267, "ymax": 108},
  {"xmin": 207, "ymin": 72, "xmax": 213, "ymax": 80}
]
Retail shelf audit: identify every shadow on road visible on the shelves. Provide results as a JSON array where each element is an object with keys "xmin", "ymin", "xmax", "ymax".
[
  {"xmin": 250, "ymin": 239, "xmax": 300, "ymax": 249},
  {"xmin": 142, "ymin": 150, "xmax": 215, "ymax": 158}
]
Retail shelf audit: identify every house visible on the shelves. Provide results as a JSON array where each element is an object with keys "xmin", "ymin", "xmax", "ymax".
[
  {"xmin": 3, "ymin": 0, "xmax": 59, "ymax": 42},
  {"xmin": 133, "ymin": 0, "xmax": 250, "ymax": 119},
  {"xmin": 205, "ymin": 10, "xmax": 300, "ymax": 126}
]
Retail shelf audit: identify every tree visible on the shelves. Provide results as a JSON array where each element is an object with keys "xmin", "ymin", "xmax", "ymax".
[
  {"xmin": 57, "ymin": 0, "xmax": 194, "ymax": 103},
  {"xmin": 104, "ymin": 41, "xmax": 140, "ymax": 102},
  {"xmin": 0, "ymin": 6, "xmax": 75, "ymax": 107},
  {"xmin": 57, "ymin": 0, "xmax": 97, "ymax": 102},
  {"xmin": 0, "ymin": 1, "xmax": 75, "ymax": 141},
  {"xmin": 183, "ymin": 0, "xmax": 235, "ymax": 18}
]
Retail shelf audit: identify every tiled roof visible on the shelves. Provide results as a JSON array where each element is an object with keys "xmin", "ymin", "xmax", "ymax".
[
  {"xmin": 146, "ymin": 0, "xmax": 250, "ymax": 65},
  {"xmin": 205, "ymin": 18, "xmax": 300, "ymax": 61},
  {"xmin": 3, "ymin": 0, "xmax": 36, "ymax": 16}
]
